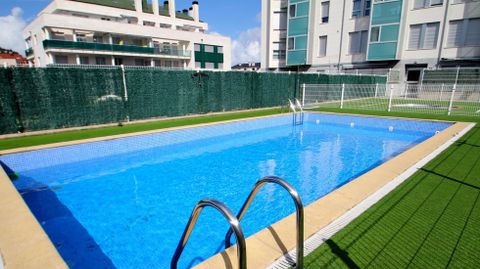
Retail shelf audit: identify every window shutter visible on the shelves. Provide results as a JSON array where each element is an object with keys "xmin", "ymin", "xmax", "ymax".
[
  {"xmin": 423, "ymin": 23, "xmax": 439, "ymax": 49},
  {"xmin": 409, "ymin": 25, "xmax": 422, "ymax": 49},
  {"xmin": 360, "ymin": 31, "xmax": 369, "ymax": 53},
  {"xmin": 465, "ymin": 18, "xmax": 480, "ymax": 46},
  {"xmin": 319, "ymin": 36, "xmax": 327, "ymax": 56},
  {"xmin": 414, "ymin": 0, "xmax": 426, "ymax": 9},
  {"xmin": 322, "ymin": 1, "xmax": 330, "ymax": 22},
  {"xmin": 349, "ymin": 32, "xmax": 359, "ymax": 54},
  {"xmin": 447, "ymin": 20, "xmax": 464, "ymax": 47},
  {"xmin": 430, "ymin": 0, "xmax": 443, "ymax": 6}
]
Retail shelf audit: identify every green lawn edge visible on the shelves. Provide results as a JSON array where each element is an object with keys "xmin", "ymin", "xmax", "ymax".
[{"xmin": 0, "ymin": 108, "xmax": 287, "ymax": 151}]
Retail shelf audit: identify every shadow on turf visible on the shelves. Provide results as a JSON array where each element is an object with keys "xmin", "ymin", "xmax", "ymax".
[
  {"xmin": 420, "ymin": 168, "xmax": 480, "ymax": 190},
  {"xmin": 325, "ymin": 239, "xmax": 360, "ymax": 269}
]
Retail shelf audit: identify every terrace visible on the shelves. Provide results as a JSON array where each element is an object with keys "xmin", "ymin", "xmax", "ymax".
[{"xmin": 0, "ymin": 66, "xmax": 478, "ymax": 269}]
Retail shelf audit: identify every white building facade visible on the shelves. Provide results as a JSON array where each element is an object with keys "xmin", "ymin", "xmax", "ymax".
[
  {"xmin": 24, "ymin": 0, "xmax": 231, "ymax": 70},
  {"xmin": 261, "ymin": 0, "xmax": 480, "ymax": 83}
]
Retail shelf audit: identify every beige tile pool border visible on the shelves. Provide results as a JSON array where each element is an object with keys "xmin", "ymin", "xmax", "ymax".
[{"xmin": 0, "ymin": 112, "xmax": 473, "ymax": 269}]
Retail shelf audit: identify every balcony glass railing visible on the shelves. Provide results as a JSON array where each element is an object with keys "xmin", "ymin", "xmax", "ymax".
[{"xmin": 43, "ymin": 39, "xmax": 191, "ymax": 57}]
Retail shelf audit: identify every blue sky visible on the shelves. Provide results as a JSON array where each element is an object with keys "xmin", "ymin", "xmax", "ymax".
[{"xmin": 0, "ymin": 0, "xmax": 262, "ymax": 64}]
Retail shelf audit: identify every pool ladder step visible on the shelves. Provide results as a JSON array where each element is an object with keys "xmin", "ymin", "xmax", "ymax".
[
  {"xmin": 171, "ymin": 176, "xmax": 305, "ymax": 269},
  {"xmin": 289, "ymin": 99, "xmax": 304, "ymax": 125}
]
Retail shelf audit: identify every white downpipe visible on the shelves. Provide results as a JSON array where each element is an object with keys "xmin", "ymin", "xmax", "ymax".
[
  {"xmin": 388, "ymin": 85, "xmax": 394, "ymax": 112},
  {"xmin": 121, "ymin": 65, "xmax": 128, "ymax": 102},
  {"xmin": 340, "ymin": 83, "xmax": 345, "ymax": 109},
  {"xmin": 302, "ymin": 83, "xmax": 306, "ymax": 107},
  {"xmin": 374, "ymin": 83, "xmax": 379, "ymax": 98},
  {"xmin": 120, "ymin": 64, "xmax": 130, "ymax": 122}
]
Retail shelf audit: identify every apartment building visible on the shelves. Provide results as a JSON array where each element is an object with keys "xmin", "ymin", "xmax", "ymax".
[
  {"xmin": 261, "ymin": 0, "xmax": 480, "ymax": 83},
  {"xmin": 23, "ymin": 0, "xmax": 231, "ymax": 70}
]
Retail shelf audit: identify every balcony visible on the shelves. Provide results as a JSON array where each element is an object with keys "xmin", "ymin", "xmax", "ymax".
[{"xmin": 43, "ymin": 39, "xmax": 191, "ymax": 58}]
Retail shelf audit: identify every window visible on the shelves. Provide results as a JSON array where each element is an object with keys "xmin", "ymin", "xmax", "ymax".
[
  {"xmin": 205, "ymin": 62, "xmax": 214, "ymax": 69},
  {"xmin": 321, "ymin": 1, "xmax": 330, "ymax": 23},
  {"xmin": 370, "ymin": 27, "xmax": 380, "ymax": 42},
  {"xmin": 101, "ymin": 17, "xmax": 111, "ymax": 21},
  {"xmin": 143, "ymin": 21, "xmax": 155, "ymax": 27},
  {"xmin": 273, "ymin": 10, "xmax": 288, "ymax": 30},
  {"xmin": 349, "ymin": 31, "xmax": 369, "ymax": 54},
  {"xmin": 365, "ymin": 0, "xmax": 371, "ymax": 16},
  {"xmin": 448, "ymin": 18, "xmax": 480, "ymax": 47},
  {"xmin": 93, "ymin": 36, "xmax": 104, "ymax": 43},
  {"xmin": 160, "ymin": 23, "xmax": 172, "ymax": 28},
  {"xmin": 195, "ymin": 61, "xmax": 202, "ymax": 68},
  {"xmin": 319, "ymin": 36, "xmax": 327, "ymax": 57},
  {"xmin": 289, "ymin": 4, "xmax": 297, "ymax": 18},
  {"xmin": 164, "ymin": 60, "xmax": 172, "ymax": 67},
  {"xmin": 79, "ymin": 56, "xmax": 89, "ymax": 65},
  {"xmin": 413, "ymin": 0, "xmax": 443, "ymax": 9},
  {"xmin": 135, "ymin": 59, "xmax": 145, "ymax": 66},
  {"xmin": 273, "ymin": 50, "xmax": 287, "ymax": 59},
  {"xmin": 218, "ymin": 63, "xmax": 223, "ymax": 69},
  {"xmin": 453, "ymin": 0, "xmax": 480, "ymax": 3},
  {"xmin": 114, "ymin": 58, "xmax": 123, "ymax": 66},
  {"xmin": 52, "ymin": 32, "xmax": 65, "ymax": 41},
  {"xmin": 205, "ymin": 45, "xmax": 214, "ymax": 53},
  {"xmin": 154, "ymin": 60, "xmax": 161, "ymax": 67},
  {"xmin": 76, "ymin": 34, "xmax": 87, "ymax": 42},
  {"xmin": 352, "ymin": 0, "xmax": 362, "ymax": 17},
  {"xmin": 194, "ymin": 44, "xmax": 201, "ymax": 51},
  {"xmin": 96, "ymin": 57, "xmax": 106, "ymax": 65},
  {"xmin": 408, "ymin": 22, "xmax": 440, "ymax": 49},
  {"xmin": 465, "ymin": 18, "xmax": 480, "ymax": 46},
  {"xmin": 288, "ymin": 37, "xmax": 295, "ymax": 50},
  {"xmin": 54, "ymin": 55, "xmax": 68, "ymax": 64},
  {"xmin": 352, "ymin": 0, "xmax": 371, "ymax": 17},
  {"xmin": 217, "ymin": 47, "xmax": 223, "ymax": 53}
]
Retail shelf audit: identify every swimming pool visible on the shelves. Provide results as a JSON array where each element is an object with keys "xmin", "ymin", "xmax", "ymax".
[{"xmin": 0, "ymin": 113, "xmax": 451, "ymax": 269}]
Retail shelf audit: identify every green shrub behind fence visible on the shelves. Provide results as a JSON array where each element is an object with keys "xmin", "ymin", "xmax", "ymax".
[{"xmin": 0, "ymin": 67, "xmax": 386, "ymax": 134}]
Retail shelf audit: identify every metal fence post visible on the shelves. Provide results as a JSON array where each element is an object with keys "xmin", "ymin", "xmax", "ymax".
[
  {"xmin": 120, "ymin": 64, "xmax": 130, "ymax": 122},
  {"xmin": 340, "ymin": 83, "xmax": 345, "ymax": 109},
  {"xmin": 448, "ymin": 86, "xmax": 456, "ymax": 116},
  {"xmin": 374, "ymin": 83, "xmax": 379, "ymax": 98},
  {"xmin": 388, "ymin": 84, "xmax": 394, "ymax": 112},
  {"xmin": 302, "ymin": 83, "xmax": 306, "ymax": 107}
]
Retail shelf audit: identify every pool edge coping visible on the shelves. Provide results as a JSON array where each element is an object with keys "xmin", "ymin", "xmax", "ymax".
[
  {"xmin": 0, "ymin": 112, "xmax": 472, "ymax": 269},
  {"xmin": 0, "ymin": 166, "xmax": 68, "ymax": 269},
  {"xmin": 192, "ymin": 120, "xmax": 475, "ymax": 269}
]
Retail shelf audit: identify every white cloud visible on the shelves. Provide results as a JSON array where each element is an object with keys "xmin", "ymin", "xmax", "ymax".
[
  {"xmin": 231, "ymin": 27, "xmax": 261, "ymax": 65},
  {"xmin": 0, "ymin": 8, "xmax": 27, "ymax": 54}
]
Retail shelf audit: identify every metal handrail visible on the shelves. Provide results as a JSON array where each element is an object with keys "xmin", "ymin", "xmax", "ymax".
[
  {"xmin": 225, "ymin": 176, "xmax": 305, "ymax": 269},
  {"xmin": 171, "ymin": 199, "xmax": 247, "ymax": 269},
  {"xmin": 289, "ymin": 99, "xmax": 304, "ymax": 125},
  {"xmin": 295, "ymin": 98, "xmax": 304, "ymax": 113}
]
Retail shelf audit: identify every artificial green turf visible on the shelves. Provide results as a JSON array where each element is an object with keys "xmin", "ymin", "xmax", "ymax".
[
  {"xmin": 0, "ymin": 108, "xmax": 286, "ymax": 151},
  {"xmin": 317, "ymin": 98, "xmax": 480, "ymax": 118},
  {"xmin": 304, "ymin": 117, "xmax": 480, "ymax": 268}
]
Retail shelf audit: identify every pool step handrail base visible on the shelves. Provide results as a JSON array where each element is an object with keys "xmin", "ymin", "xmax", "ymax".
[{"xmin": 225, "ymin": 176, "xmax": 305, "ymax": 269}]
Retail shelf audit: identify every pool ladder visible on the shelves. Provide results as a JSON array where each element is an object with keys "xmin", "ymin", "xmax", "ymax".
[
  {"xmin": 289, "ymin": 99, "xmax": 304, "ymax": 125},
  {"xmin": 171, "ymin": 176, "xmax": 305, "ymax": 269}
]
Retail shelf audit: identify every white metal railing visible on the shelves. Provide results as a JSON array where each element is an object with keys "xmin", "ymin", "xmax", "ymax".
[{"xmin": 302, "ymin": 83, "xmax": 480, "ymax": 117}]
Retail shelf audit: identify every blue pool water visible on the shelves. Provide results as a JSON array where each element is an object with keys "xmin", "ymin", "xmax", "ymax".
[{"xmin": 1, "ymin": 113, "xmax": 450, "ymax": 269}]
